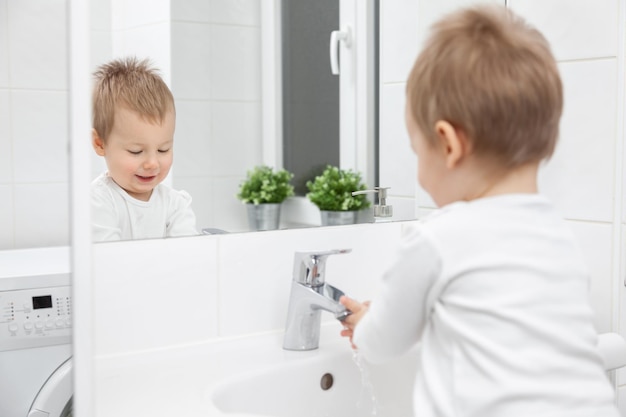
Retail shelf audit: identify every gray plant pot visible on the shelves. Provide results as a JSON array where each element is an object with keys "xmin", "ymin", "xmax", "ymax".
[
  {"xmin": 246, "ymin": 203, "xmax": 281, "ymax": 231},
  {"xmin": 320, "ymin": 210, "xmax": 357, "ymax": 226}
]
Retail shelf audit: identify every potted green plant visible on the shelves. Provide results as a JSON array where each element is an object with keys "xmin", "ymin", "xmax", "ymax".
[
  {"xmin": 237, "ymin": 165, "xmax": 295, "ymax": 231},
  {"xmin": 306, "ymin": 165, "xmax": 371, "ymax": 226}
]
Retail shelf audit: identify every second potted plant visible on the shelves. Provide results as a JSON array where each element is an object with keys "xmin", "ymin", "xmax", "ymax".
[
  {"xmin": 237, "ymin": 165, "xmax": 294, "ymax": 231},
  {"xmin": 306, "ymin": 165, "xmax": 371, "ymax": 226}
]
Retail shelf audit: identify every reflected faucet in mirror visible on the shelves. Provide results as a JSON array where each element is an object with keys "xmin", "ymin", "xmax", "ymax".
[{"xmin": 283, "ymin": 249, "xmax": 352, "ymax": 351}]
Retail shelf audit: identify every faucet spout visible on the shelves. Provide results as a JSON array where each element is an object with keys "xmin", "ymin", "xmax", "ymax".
[
  {"xmin": 311, "ymin": 283, "xmax": 349, "ymax": 317},
  {"xmin": 283, "ymin": 282, "xmax": 350, "ymax": 351},
  {"xmin": 283, "ymin": 249, "xmax": 352, "ymax": 351}
]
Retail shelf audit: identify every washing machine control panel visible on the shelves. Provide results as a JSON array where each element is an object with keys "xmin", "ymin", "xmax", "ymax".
[{"xmin": 0, "ymin": 285, "xmax": 71, "ymax": 352}]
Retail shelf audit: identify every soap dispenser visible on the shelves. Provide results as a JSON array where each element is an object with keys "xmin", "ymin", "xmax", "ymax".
[{"xmin": 352, "ymin": 187, "xmax": 393, "ymax": 222}]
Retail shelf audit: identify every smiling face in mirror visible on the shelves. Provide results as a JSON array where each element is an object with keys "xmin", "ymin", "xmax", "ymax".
[{"xmin": 92, "ymin": 107, "xmax": 175, "ymax": 202}]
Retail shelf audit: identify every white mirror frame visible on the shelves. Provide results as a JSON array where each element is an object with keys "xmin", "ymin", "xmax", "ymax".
[{"xmin": 68, "ymin": 0, "xmax": 94, "ymax": 416}]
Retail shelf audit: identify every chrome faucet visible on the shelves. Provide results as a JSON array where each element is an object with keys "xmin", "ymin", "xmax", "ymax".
[{"xmin": 283, "ymin": 249, "xmax": 351, "ymax": 351}]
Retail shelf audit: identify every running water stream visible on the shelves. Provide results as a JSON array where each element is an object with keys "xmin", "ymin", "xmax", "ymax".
[{"xmin": 352, "ymin": 349, "xmax": 380, "ymax": 416}]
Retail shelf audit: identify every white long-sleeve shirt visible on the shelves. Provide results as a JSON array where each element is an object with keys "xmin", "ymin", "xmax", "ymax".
[
  {"xmin": 353, "ymin": 194, "xmax": 618, "ymax": 417},
  {"xmin": 91, "ymin": 173, "xmax": 199, "ymax": 242}
]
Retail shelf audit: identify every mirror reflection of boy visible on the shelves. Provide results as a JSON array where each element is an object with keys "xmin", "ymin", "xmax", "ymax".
[
  {"xmin": 91, "ymin": 57, "xmax": 198, "ymax": 242},
  {"xmin": 340, "ymin": 5, "xmax": 620, "ymax": 417}
]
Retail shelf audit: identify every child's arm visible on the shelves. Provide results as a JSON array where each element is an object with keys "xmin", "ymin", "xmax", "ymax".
[{"xmin": 340, "ymin": 226, "xmax": 441, "ymax": 363}]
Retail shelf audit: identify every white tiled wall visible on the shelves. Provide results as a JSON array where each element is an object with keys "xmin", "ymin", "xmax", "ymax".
[
  {"xmin": 107, "ymin": 0, "xmax": 171, "ymax": 88},
  {"xmin": 93, "ymin": 236, "xmax": 220, "ymax": 354},
  {"xmin": 0, "ymin": 0, "xmax": 70, "ymax": 250},
  {"xmin": 570, "ymin": 221, "xmax": 614, "ymax": 334},
  {"xmin": 540, "ymin": 59, "xmax": 617, "ymax": 223},
  {"xmin": 171, "ymin": 0, "xmax": 262, "ymax": 234},
  {"xmin": 92, "ymin": 221, "xmax": 405, "ymax": 357},
  {"xmin": 507, "ymin": 0, "xmax": 619, "ymax": 61},
  {"xmin": 90, "ymin": 0, "xmax": 112, "ymax": 180},
  {"xmin": 379, "ymin": 0, "xmax": 625, "ymax": 413},
  {"xmin": 0, "ymin": 2, "xmax": 8, "ymax": 88}
]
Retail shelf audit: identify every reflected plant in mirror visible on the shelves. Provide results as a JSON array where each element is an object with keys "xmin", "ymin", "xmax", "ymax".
[
  {"xmin": 306, "ymin": 165, "xmax": 371, "ymax": 226},
  {"xmin": 237, "ymin": 166, "xmax": 294, "ymax": 231}
]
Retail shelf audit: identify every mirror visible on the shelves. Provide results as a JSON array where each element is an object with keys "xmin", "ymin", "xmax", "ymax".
[{"xmin": 89, "ymin": 0, "xmax": 378, "ymax": 239}]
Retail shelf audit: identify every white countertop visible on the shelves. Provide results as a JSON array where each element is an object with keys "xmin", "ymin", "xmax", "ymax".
[
  {"xmin": 0, "ymin": 246, "xmax": 70, "ymax": 279},
  {"xmin": 0, "ymin": 246, "xmax": 71, "ymax": 290}
]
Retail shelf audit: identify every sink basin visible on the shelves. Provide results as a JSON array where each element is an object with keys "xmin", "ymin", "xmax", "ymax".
[
  {"xmin": 94, "ymin": 325, "xmax": 625, "ymax": 417},
  {"xmin": 210, "ymin": 346, "xmax": 418, "ymax": 417},
  {"xmin": 209, "ymin": 331, "xmax": 626, "ymax": 417}
]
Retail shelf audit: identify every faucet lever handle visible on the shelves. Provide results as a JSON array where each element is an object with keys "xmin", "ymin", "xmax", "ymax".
[{"xmin": 293, "ymin": 249, "xmax": 351, "ymax": 286}]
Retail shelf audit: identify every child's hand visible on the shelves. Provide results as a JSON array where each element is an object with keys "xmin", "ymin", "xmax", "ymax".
[{"xmin": 339, "ymin": 296, "xmax": 370, "ymax": 349}]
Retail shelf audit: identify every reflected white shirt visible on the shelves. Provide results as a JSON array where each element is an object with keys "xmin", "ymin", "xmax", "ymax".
[
  {"xmin": 91, "ymin": 173, "xmax": 199, "ymax": 242},
  {"xmin": 353, "ymin": 194, "xmax": 619, "ymax": 417}
]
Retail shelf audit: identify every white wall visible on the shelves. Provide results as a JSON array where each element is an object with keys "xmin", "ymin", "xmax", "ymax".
[
  {"xmin": 170, "ymin": 1, "xmax": 263, "ymax": 234},
  {"xmin": 110, "ymin": 0, "xmax": 171, "ymax": 84},
  {"xmin": 0, "ymin": 0, "xmax": 70, "ymax": 250},
  {"xmin": 378, "ymin": 0, "xmax": 626, "ymax": 413},
  {"xmin": 92, "ymin": 222, "xmax": 405, "ymax": 355}
]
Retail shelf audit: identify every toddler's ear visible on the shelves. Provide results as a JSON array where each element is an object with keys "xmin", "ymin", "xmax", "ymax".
[
  {"xmin": 434, "ymin": 120, "xmax": 471, "ymax": 169},
  {"xmin": 92, "ymin": 129, "xmax": 106, "ymax": 156}
]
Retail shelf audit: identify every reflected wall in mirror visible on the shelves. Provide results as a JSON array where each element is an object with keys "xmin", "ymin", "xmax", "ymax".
[{"xmin": 89, "ymin": 0, "xmax": 358, "ymax": 237}]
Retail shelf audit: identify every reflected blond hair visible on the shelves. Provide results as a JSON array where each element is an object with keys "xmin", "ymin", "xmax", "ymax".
[
  {"xmin": 407, "ymin": 5, "xmax": 562, "ymax": 166},
  {"xmin": 92, "ymin": 57, "xmax": 175, "ymax": 141}
]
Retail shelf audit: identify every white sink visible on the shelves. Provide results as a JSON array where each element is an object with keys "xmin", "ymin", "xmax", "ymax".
[
  {"xmin": 210, "ymin": 344, "xmax": 418, "ymax": 417},
  {"xmin": 94, "ymin": 326, "xmax": 625, "ymax": 417},
  {"xmin": 209, "ymin": 331, "xmax": 626, "ymax": 417}
]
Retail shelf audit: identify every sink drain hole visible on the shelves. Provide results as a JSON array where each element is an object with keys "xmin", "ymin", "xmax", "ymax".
[{"xmin": 320, "ymin": 373, "xmax": 334, "ymax": 390}]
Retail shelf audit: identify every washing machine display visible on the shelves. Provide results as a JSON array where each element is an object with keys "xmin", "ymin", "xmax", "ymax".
[{"xmin": 32, "ymin": 295, "xmax": 53, "ymax": 309}]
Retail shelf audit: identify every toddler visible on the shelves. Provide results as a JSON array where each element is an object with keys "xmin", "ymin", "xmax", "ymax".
[
  {"xmin": 340, "ymin": 5, "xmax": 619, "ymax": 417},
  {"xmin": 91, "ymin": 57, "xmax": 198, "ymax": 241}
]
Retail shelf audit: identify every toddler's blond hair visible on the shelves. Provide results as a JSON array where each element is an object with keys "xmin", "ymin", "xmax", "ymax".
[
  {"xmin": 407, "ymin": 5, "xmax": 562, "ymax": 166},
  {"xmin": 92, "ymin": 57, "xmax": 174, "ymax": 141}
]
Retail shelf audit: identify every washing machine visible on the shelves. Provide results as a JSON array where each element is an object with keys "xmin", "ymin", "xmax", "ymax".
[{"xmin": 0, "ymin": 247, "xmax": 73, "ymax": 417}]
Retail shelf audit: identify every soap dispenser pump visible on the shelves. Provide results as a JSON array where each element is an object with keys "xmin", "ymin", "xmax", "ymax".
[{"xmin": 352, "ymin": 187, "xmax": 393, "ymax": 221}]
